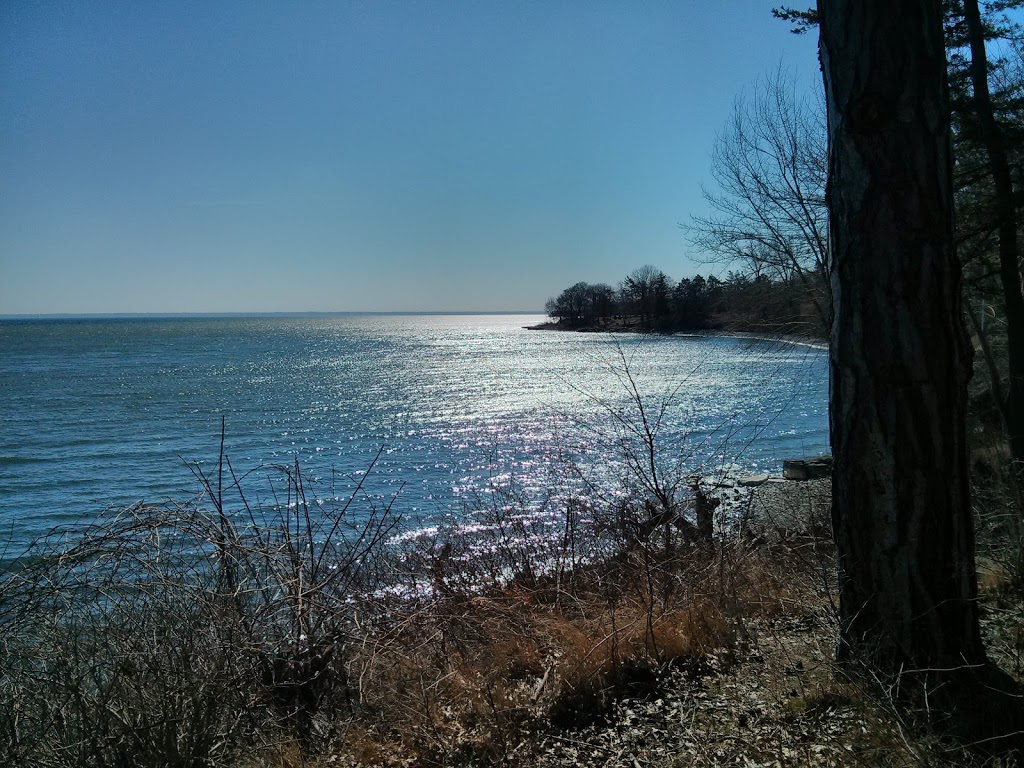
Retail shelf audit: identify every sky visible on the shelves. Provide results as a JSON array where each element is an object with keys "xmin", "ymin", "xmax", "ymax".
[{"xmin": 0, "ymin": 1, "xmax": 819, "ymax": 314}]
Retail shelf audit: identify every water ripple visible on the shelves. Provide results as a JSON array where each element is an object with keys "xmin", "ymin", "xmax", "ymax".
[{"xmin": 0, "ymin": 315, "xmax": 828, "ymax": 547}]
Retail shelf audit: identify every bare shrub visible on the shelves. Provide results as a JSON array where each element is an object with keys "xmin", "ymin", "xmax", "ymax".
[
  {"xmin": 0, "ymin": 347, "xmax": 843, "ymax": 767},
  {"xmin": 0, "ymin": 437, "xmax": 402, "ymax": 767}
]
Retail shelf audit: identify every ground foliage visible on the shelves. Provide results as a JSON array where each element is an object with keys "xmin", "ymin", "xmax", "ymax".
[{"xmin": 4, "ymin": 464, "xmax": 1024, "ymax": 767}]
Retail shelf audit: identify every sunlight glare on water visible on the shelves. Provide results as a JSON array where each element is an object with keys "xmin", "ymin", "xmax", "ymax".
[{"xmin": 0, "ymin": 314, "xmax": 828, "ymax": 548}]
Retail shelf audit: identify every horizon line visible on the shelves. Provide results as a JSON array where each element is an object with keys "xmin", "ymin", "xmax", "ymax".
[{"xmin": 0, "ymin": 309, "xmax": 547, "ymax": 320}]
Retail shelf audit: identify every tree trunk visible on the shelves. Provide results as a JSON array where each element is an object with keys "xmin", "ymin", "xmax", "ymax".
[
  {"xmin": 818, "ymin": 0, "xmax": 983, "ymax": 672},
  {"xmin": 963, "ymin": 0, "xmax": 1024, "ymax": 461}
]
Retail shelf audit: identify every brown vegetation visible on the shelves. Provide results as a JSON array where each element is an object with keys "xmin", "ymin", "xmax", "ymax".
[{"xmin": 4, "ymin": 451, "xmax": 1023, "ymax": 767}]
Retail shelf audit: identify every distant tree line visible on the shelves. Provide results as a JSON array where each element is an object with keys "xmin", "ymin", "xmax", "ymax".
[{"xmin": 544, "ymin": 265, "xmax": 827, "ymax": 338}]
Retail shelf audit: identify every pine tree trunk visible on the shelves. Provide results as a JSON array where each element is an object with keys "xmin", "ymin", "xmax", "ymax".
[
  {"xmin": 963, "ymin": 0, "xmax": 1024, "ymax": 461},
  {"xmin": 818, "ymin": 0, "xmax": 983, "ymax": 671}
]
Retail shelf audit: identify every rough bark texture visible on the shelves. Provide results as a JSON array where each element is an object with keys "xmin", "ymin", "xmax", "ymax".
[
  {"xmin": 818, "ymin": 0, "xmax": 983, "ymax": 671},
  {"xmin": 963, "ymin": 0, "xmax": 1024, "ymax": 461}
]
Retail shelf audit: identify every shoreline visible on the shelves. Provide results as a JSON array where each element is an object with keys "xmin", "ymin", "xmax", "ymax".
[{"xmin": 526, "ymin": 318, "xmax": 829, "ymax": 350}]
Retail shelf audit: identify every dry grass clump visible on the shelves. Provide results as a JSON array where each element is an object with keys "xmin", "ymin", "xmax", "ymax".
[
  {"xmin": 0, "ymin": 442, "xmax": 814, "ymax": 768},
  {"xmin": 14, "ymin": 446, "xmax": 1020, "ymax": 767},
  {"xmin": 335, "ymin": 527, "xmax": 823, "ymax": 766},
  {"xmin": 0, "ymin": 448, "xmax": 405, "ymax": 767}
]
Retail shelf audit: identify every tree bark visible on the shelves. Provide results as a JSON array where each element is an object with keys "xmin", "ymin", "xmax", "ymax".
[
  {"xmin": 963, "ymin": 0, "xmax": 1024, "ymax": 461},
  {"xmin": 818, "ymin": 0, "xmax": 983, "ymax": 672}
]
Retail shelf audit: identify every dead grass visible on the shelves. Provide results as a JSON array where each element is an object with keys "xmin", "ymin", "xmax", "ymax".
[
  {"xmin": 302, "ymin": 531, "xmax": 840, "ymax": 766},
  {"xmin": 316, "ymin": 516, "xmax": 1024, "ymax": 767},
  {"xmin": 6, "ymin": 455, "xmax": 1024, "ymax": 767}
]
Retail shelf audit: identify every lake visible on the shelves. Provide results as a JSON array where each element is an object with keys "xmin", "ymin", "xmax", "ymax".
[{"xmin": 0, "ymin": 314, "xmax": 828, "ymax": 549}]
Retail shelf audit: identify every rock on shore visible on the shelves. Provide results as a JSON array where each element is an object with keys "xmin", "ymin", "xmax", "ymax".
[{"xmin": 703, "ymin": 475, "xmax": 832, "ymax": 540}]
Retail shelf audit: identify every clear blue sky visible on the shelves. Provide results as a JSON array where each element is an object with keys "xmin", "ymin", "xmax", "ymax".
[{"xmin": 0, "ymin": 1, "xmax": 819, "ymax": 314}]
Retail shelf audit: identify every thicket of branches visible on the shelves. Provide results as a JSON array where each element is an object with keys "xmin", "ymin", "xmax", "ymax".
[
  {"xmin": 684, "ymin": 67, "xmax": 830, "ymax": 330},
  {"xmin": 0, "ymin": 417, "xmax": 827, "ymax": 767}
]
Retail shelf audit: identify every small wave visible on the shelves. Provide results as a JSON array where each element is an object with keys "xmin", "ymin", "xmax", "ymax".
[{"xmin": 0, "ymin": 455, "xmax": 50, "ymax": 465}]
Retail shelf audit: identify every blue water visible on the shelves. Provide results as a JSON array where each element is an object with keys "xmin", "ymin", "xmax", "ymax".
[{"xmin": 0, "ymin": 314, "xmax": 828, "ymax": 548}]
